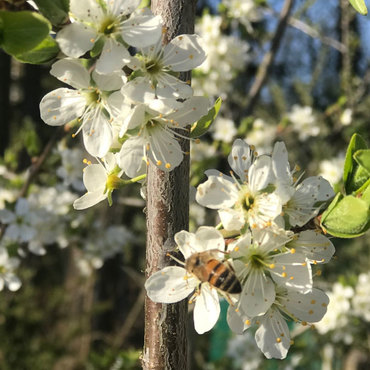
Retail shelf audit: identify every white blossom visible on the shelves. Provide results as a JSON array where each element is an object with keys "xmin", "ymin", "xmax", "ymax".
[
  {"xmin": 40, "ymin": 59, "xmax": 129, "ymax": 157},
  {"xmin": 145, "ymin": 227, "xmax": 228, "ymax": 334},
  {"xmin": 0, "ymin": 247, "xmax": 22, "ymax": 291},
  {"xmin": 122, "ymin": 34, "xmax": 205, "ymax": 101},
  {"xmin": 319, "ymin": 153, "xmax": 345, "ymax": 186},
  {"xmin": 56, "ymin": 0, "xmax": 162, "ymax": 74},
  {"xmin": 196, "ymin": 139, "xmax": 282, "ymax": 231},
  {"xmin": 287, "ymin": 105, "xmax": 320, "ymax": 141},
  {"xmin": 212, "ymin": 117, "xmax": 237, "ymax": 143},
  {"xmin": 352, "ymin": 271, "xmax": 370, "ymax": 322}
]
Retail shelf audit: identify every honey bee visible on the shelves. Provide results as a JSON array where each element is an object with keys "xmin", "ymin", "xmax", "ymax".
[{"xmin": 185, "ymin": 250, "xmax": 241, "ymax": 294}]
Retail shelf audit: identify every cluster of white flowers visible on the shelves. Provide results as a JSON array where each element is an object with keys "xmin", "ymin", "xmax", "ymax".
[
  {"xmin": 193, "ymin": 14, "xmax": 250, "ymax": 97},
  {"xmin": 287, "ymin": 105, "xmax": 320, "ymax": 141},
  {"xmin": 223, "ymin": 0, "xmax": 263, "ymax": 31},
  {"xmin": 315, "ymin": 273, "xmax": 370, "ymax": 344},
  {"xmin": 38, "ymin": 0, "xmax": 211, "ymax": 210},
  {"xmin": 146, "ymin": 139, "xmax": 336, "ymax": 359}
]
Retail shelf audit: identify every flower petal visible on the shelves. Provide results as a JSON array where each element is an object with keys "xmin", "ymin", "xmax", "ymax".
[
  {"xmin": 240, "ymin": 274, "xmax": 275, "ymax": 317},
  {"xmin": 95, "ymin": 38, "xmax": 130, "ymax": 74},
  {"xmin": 117, "ymin": 136, "xmax": 146, "ymax": 178},
  {"xmin": 227, "ymin": 139, "xmax": 253, "ymax": 182},
  {"xmin": 194, "ymin": 284, "xmax": 220, "ymax": 334},
  {"xmin": 227, "ymin": 305, "xmax": 253, "ymax": 334},
  {"xmin": 40, "ymin": 88, "xmax": 86, "ymax": 126},
  {"xmin": 82, "ymin": 111, "xmax": 113, "ymax": 157},
  {"xmin": 4, "ymin": 274, "xmax": 22, "ymax": 292},
  {"xmin": 145, "ymin": 266, "xmax": 197, "ymax": 303},
  {"xmin": 255, "ymin": 308, "xmax": 290, "ymax": 359},
  {"xmin": 121, "ymin": 14, "xmax": 162, "ymax": 47},
  {"xmin": 290, "ymin": 230, "xmax": 335, "ymax": 264},
  {"xmin": 50, "ymin": 59, "xmax": 90, "ymax": 89},
  {"xmin": 163, "ymin": 34, "xmax": 206, "ymax": 71},
  {"xmin": 279, "ymin": 288, "xmax": 329, "ymax": 322},
  {"xmin": 196, "ymin": 175, "xmax": 238, "ymax": 209},
  {"xmin": 194, "ymin": 226, "xmax": 225, "ymax": 252},
  {"xmin": 249, "ymin": 155, "xmax": 275, "ymax": 192},
  {"xmin": 56, "ymin": 22, "xmax": 97, "ymax": 58},
  {"xmin": 83, "ymin": 164, "xmax": 107, "ymax": 192},
  {"xmin": 218, "ymin": 208, "xmax": 245, "ymax": 231},
  {"xmin": 73, "ymin": 191, "xmax": 107, "ymax": 210},
  {"xmin": 270, "ymin": 253, "xmax": 312, "ymax": 293},
  {"xmin": 93, "ymin": 69, "xmax": 126, "ymax": 91}
]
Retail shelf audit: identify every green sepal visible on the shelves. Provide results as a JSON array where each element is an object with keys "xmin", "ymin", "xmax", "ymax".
[
  {"xmin": 361, "ymin": 183, "xmax": 370, "ymax": 204},
  {"xmin": 190, "ymin": 97, "xmax": 222, "ymax": 138},
  {"xmin": 349, "ymin": 0, "xmax": 368, "ymax": 15},
  {"xmin": 32, "ymin": 0, "xmax": 69, "ymax": 26},
  {"xmin": 14, "ymin": 35, "xmax": 59, "ymax": 64},
  {"xmin": 320, "ymin": 193, "xmax": 370, "ymax": 238},
  {"xmin": 0, "ymin": 11, "xmax": 51, "ymax": 55},
  {"xmin": 343, "ymin": 133, "xmax": 368, "ymax": 194},
  {"xmin": 90, "ymin": 37, "xmax": 104, "ymax": 58}
]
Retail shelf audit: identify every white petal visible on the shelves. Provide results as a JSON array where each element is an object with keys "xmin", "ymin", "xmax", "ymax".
[
  {"xmin": 95, "ymin": 39, "xmax": 130, "ymax": 74},
  {"xmin": 4, "ymin": 274, "xmax": 22, "ymax": 292},
  {"xmin": 218, "ymin": 208, "xmax": 245, "ymax": 231},
  {"xmin": 0, "ymin": 209, "xmax": 15, "ymax": 223},
  {"xmin": 166, "ymin": 96, "xmax": 209, "ymax": 127},
  {"xmin": 50, "ymin": 59, "xmax": 90, "ymax": 89},
  {"xmin": 120, "ymin": 104, "xmax": 146, "ymax": 137},
  {"xmin": 272, "ymin": 142, "xmax": 293, "ymax": 203},
  {"xmin": 194, "ymin": 285, "xmax": 220, "ymax": 334},
  {"xmin": 195, "ymin": 227, "xmax": 225, "ymax": 252},
  {"xmin": 83, "ymin": 164, "xmax": 107, "ymax": 192},
  {"xmin": 156, "ymin": 74, "xmax": 193, "ymax": 100},
  {"xmin": 108, "ymin": 0, "xmax": 140, "ymax": 16},
  {"xmin": 252, "ymin": 228, "xmax": 291, "ymax": 254},
  {"xmin": 147, "ymin": 127, "xmax": 183, "ymax": 172},
  {"xmin": 227, "ymin": 305, "xmax": 252, "ymax": 334},
  {"xmin": 121, "ymin": 14, "xmax": 162, "ymax": 47},
  {"xmin": 280, "ymin": 288, "xmax": 329, "ymax": 322},
  {"xmin": 70, "ymin": 0, "xmax": 104, "ymax": 21},
  {"xmin": 196, "ymin": 175, "xmax": 238, "ymax": 209},
  {"xmin": 255, "ymin": 308, "xmax": 290, "ymax": 359},
  {"xmin": 117, "ymin": 136, "xmax": 146, "ymax": 178},
  {"xmin": 145, "ymin": 266, "xmax": 197, "ymax": 303},
  {"xmin": 93, "ymin": 69, "xmax": 126, "ymax": 91},
  {"xmin": 270, "ymin": 253, "xmax": 312, "ymax": 293},
  {"xmin": 240, "ymin": 274, "xmax": 275, "ymax": 317},
  {"xmin": 163, "ymin": 34, "xmax": 206, "ymax": 72},
  {"xmin": 175, "ymin": 230, "xmax": 198, "ymax": 259},
  {"xmin": 73, "ymin": 191, "xmax": 107, "ymax": 210},
  {"xmin": 40, "ymin": 88, "xmax": 86, "ymax": 126},
  {"xmin": 56, "ymin": 22, "xmax": 97, "ymax": 58},
  {"xmin": 18, "ymin": 224, "xmax": 36, "ymax": 242},
  {"xmin": 290, "ymin": 230, "xmax": 335, "ymax": 264},
  {"xmin": 227, "ymin": 139, "xmax": 253, "ymax": 181},
  {"xmin": 121, "ymin": 77, "xmax": 156, "ymax": 104},
  {"xmin": 249, "ymin": 155, "xmax": 274, "ymax": 192},
  {"xmin": 82, "ymin": 112, "xmax": 113, "ymax": 157},
  {"xmin": 28, "ymin": 241, "xmax": 47, "ymax": 255}
]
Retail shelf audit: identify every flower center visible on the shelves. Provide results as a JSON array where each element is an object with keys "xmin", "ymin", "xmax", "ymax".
[
  {"xmin": 144, "ymin": 58, "xmax": 163, "ymax": 76},
  {"xmin": 99, "ymin": 16, "xmax": 119, "ymax": 35},
  {"xmin": 84, "ymin": 89, "xmax": 101, "ymax": 106}
]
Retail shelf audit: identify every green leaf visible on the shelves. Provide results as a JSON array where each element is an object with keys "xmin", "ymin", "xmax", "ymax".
[
  {"xmin": 190, "ymin": 97, "xmax": 222, "ymax": 138},
  {"xmin": 33, "ymin": 0, "xmax": 69, "ymax": 26},
  {"xmin": 14, "ymin": 35, "xmax": 59, "ymax": 64},
  {"xmin": 354, "ymin": 149, "xmax": 370, "ymax": 174},
  {"xmin": 321, "ymin": 194, "xmax": 370, "ymax": 238},
  {"xmin": 90, "ymin": 37, "xmax": 104, "ymax": 58},
  {"xmin": 349, "ymin": 0, "xmax": 368, "ymax": 15},
  {"xmin": 0, "ymin": 11, "xmax": 51, "ymax": 55},
  {"xmin": 343, "ymin": 133, "xmax": 368, "ymax": 194},
  {"xmin": 361, "ymin": 183, "xmax": 370, "ymax": 204}
]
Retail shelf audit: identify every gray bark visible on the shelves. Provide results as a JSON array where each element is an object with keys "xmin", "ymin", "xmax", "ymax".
[{"xmin": 142, "ymin": 1, "xmax": 196, "ymax": 369}]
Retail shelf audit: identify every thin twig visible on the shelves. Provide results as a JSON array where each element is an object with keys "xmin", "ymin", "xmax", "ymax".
[
  {"xmin": 19, "ymin": 127, "xmax": 64, "ymax": 198},
  {"xmin": 245, "ymin": 0, "xmax": 294, "ymax": 115}
]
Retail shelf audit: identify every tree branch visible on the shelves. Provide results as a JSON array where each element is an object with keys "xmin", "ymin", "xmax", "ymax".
[{"xmin": 245, "ymin": 0, "xmax": 295, "ymax": 115}]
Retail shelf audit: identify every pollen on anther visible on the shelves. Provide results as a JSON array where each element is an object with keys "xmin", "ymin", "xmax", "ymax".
[
  {"xmin": 276, "ymin": 337, "xmax": 282, "ymax": 343},
  {"xmin": 53, "ymin": 116, "xmax": 57, "ymax": 120},
  {"xmin": 189, "ymin": 54, "xmax": 194, "ymax": 59},
  {"xmin": 290, "ymin": 248, "xmax": 296, "ymax": 254},
  {"xmin": 234, "ymin": 246, "xmax": 239, "ymax": 252},
  {"xmin": 309, "ymin": 309, "xmax": 314, "ymax": 314},
  {"xmin": 72, "ymin": 133, "xmax": 76, "ymax": 138},
  {"xmin": 195, "ymin": 138, "xmax": 201, "ymax": 144},
  {"xmin": 269, "ymin": 263, "xmax": 275, "ymax": 269},
  {"xmin": 156, "ymin": 160, "xmax": 162, "ymax": 166},
  {"xmin": 90, "ymin": 38, "xmax": 95, "ymax": 43},
  {"xmin": 282, "ymin": 272, "xmax": 287, "ymax": 278},
  {"xmin": 245, "ymin": 319, "xmax": 251, "ymax": 325},
  {"xmin": 311, "ymin": 300, "xmax": 316, "ymax": 304},
  {"xmin": 165, "ymin": 163, "xmax": 171, "ymax": 169}
]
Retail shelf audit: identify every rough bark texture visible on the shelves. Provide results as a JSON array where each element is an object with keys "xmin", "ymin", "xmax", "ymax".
[{"xmin": 142, "ymin": 1, "xmax": 196, "ymax": 369}]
